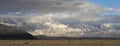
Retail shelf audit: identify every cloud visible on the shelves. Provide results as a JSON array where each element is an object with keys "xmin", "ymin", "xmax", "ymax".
[
  {"xmin": 0, "ymin": 0, "xmax": 83, "ymax": 13},
  {"xmin": 0, "ymin": 0, "xmax": 119, "ymax": 14},
  {"xmin": 0, "ymin": 0, "xmax": 120, "ymax": 37}
]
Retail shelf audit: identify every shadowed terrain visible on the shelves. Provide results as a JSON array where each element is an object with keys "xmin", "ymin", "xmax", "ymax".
[{"xmin": 0, "ymin": 24, "xmax": 37, "ymax": 39}]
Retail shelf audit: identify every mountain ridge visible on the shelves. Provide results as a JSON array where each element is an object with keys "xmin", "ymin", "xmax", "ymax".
[{"xmin": 0, "ymin": 23, "xmax": 37, "ymax": 39}]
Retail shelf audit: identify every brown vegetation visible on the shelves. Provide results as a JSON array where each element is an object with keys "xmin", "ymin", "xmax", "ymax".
[{"xmin": 0, "ymin": 40, "xmax": 120, "ymax": 46}]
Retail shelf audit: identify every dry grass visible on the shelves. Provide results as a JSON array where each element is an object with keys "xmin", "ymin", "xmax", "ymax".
[{"xmin": 0, "ymin": 40, "xmax": 120, "ymax": 46}]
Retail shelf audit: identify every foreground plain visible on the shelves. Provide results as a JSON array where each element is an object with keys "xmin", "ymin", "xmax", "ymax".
[{"xmin": 0, "ymin": 40, "xmax": 120, "ymax": 46}]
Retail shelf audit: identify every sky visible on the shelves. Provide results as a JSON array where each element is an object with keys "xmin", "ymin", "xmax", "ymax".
[
  {"xmin": 89, "ymin": 0, "xmax": 120, "ymax": 9},
  {"xmin": 0, "ymin": 0, "xmax": 119, "ymax": 14},
  {"xmin": 0, "ymin": 0, "xmax": 120, "ymax": 37}
]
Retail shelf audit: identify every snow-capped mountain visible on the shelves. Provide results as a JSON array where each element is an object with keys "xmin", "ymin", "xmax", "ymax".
[{"xmin": 0, "ymin": 13, "xmax": 120, "ymax": 38}]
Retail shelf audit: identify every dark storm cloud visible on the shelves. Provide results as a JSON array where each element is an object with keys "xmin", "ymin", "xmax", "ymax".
[
  {"xmin": 0, "ymin": 0, "xmax": 82, "ymax": 13},
  {"xmin": 0, "ymin": 0, "xmax": 118, "ymax": 14}
]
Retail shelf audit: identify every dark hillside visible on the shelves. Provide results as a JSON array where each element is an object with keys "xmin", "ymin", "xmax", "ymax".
[{"xmin": 0, "ymin": 24, "xmax": 37, "ymax": 39}]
